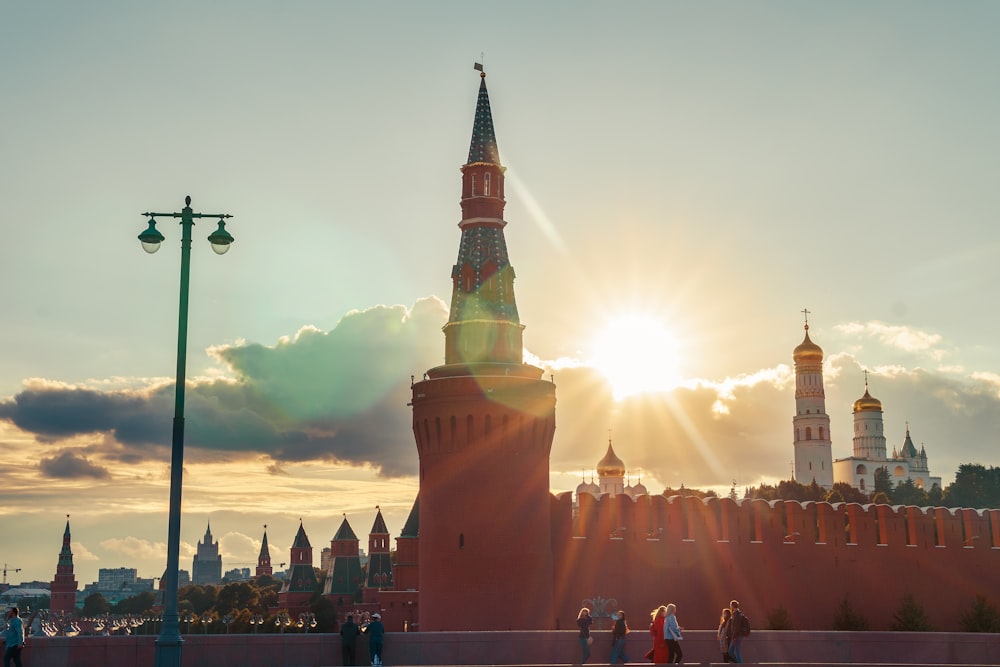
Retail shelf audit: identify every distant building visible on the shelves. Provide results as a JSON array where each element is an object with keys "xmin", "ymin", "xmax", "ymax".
[
  {"xmin": 49, "ymin": 518, "xmax": 78, "ymax": 614},
  {"xmin": 98, "ymin": 567, "xmax": 138, "ymax": 590},
  {"xmin": 191, "ymin": 522, "xmax": 222, "ymax": 585},
  {"xmin": 222, "ymin": 567, "xmax": 251, "ymax": 582},
  {"xmin": 255, "ymin": 526, "xmax": 273, "ymax": 580},
  {"xmin": 833, "ymin": 380, "xmax": 943, "ymax": 492},
  {"xmin": 575, "ymin": 438, "xmax": 649, "ymax": 508},
  {"xmin": 792, "ymin": 316, "xmax": 942, "ymax": 492}
]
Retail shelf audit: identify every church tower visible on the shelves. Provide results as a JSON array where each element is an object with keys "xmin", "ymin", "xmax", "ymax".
[
  {"xmin": 792, "ymin": 311, "xmax": 833, "ymax": 488},
  {"xmin": 852, "ymin": 372, "xmax": 886, "ymax": 460},
  {"xmin": 596, "ymin": 436, "xmax": 626, "ymax": 496},
  {"xmin": 49, "ymin": 517, "xmax": 78, "ymax": 616},
  {"xmin": 410, "ymin": 68, "xmax": 557, "ymax": 630},
  {"xmin": 255, "ymin": 526, "xmax": 273, "ymax": 579}
]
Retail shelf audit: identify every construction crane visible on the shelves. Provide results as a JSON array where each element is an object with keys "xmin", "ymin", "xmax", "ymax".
[{"xmin": 2, "ymin": 563, "xmax": 21, "ymax": 585}]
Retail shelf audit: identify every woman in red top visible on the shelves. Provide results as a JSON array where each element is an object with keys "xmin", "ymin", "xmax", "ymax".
[{"xmin": 648, "ymin": 605, "xmax": 670, "ymax": 664}]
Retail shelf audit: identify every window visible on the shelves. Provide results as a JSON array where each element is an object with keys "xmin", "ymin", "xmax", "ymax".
[
  {"xmin": 806, "ymin": 427, "xmax": 812, "ymax": 440},
  {"xmin": 484, "ymin": 172, "xmax": 491, "ymax": 196}
]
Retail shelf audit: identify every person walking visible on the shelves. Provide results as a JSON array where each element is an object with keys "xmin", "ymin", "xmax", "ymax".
[
  {"xmin": 728, "ymin": 600, "xmax": 748, "ymax": 663},
  {"xmin": 663, "ymin": 604, "xmax": 683, "ymax": 664},
  {"xmin": 361, "ymin": 612, "xmax": 385, "ymax": 666},
  {"xmin": 3, "ymin": 607, "xmax": 24, "ymax": 667},
  {"xmin": 610, "ymin": 610, "xmax": 631, "ymax": 664},
  {"xmin": 340, "ymin": 614, "xmax": 361, "ymax": 666},
  {"xmin": 576, "ymin": 607, "xmax": 594, "ymax": 664},
  {"xmin": 717, "ymin": 608, "xmax": 733, "ymax": 662},
  {"xmin": 648, "ymin": 606, "xmax": 670, "ymax": 664}
]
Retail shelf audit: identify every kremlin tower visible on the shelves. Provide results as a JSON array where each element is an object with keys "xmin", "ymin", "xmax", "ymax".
[
  {"xmin": 791, "ymin": 311, "xmax": 834, "ymax": 488},
  {"xmin": 278, "ymin": 521, "xmax": 317, "ymax": 617},
  {"xmin": 409, "ymin": 68, "xmax": 557, "ymax": 630},
  {"xmin": 322, "ymin": 515, "xmax": 363, "ymax": 600},
  {"xmin": 49, "ymin": 517, "xmax": 78, "ymax": 616},
  {"xmin": 365, "ymin": 507, "xmax": 393, "ymax": 591},
  {"xmin": 255, "ymin": 525, "xmax": 273, "ymax": 579}
]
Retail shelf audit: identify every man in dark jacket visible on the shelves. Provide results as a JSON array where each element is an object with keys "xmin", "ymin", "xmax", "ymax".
[{"xmin": 340, "ymin": 614, "xmax": 361, "ymax": 665}]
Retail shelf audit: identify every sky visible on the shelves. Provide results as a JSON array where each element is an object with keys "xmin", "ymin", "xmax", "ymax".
[{"xmin": 2, "ymin": 1, "xmax": 1000, "ymax": 587}]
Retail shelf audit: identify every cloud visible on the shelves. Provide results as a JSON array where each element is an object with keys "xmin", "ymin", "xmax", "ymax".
[
  {"xmin": 218, "ymin": 532, "xmax": 261, "ymax": 565},
  {"xmin": 73, "ymin": 542, "xmax": 101, "ymax": 562},
  {"xmin": 0, "ymin": 298, "xmax": 448, "ymax": 478},
  {"xmin": 38, "ymin": 450, "xmax": 111, "ymax": 479},
  {"xmin": 546, "ymin": 353, "xmax": 1000, "ymax": 491},
  {"xmin": 100, "ymin": 536, "xmax": 168, "ymax": 560},
  {"xmin": 836, "ymin": 321, "xmax": 945, "ymax": 357}
]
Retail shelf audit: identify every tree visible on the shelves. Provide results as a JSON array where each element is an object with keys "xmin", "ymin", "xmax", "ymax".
[
  {"xmin": 960, "ymin": 595, "xmax": 1000, "ymax": 633},
  {"xmin": 891, "ymin": 592, "xmax": 932, "ymax": 631},
  {"xmin": 215, "ymin": 582, "xmax": 260, "ymax": 615},
  {"xmin": 766, "ymin": 605, "xmax": 793, "ymax": 630},
  {"xmin": 829, "ymin": 482, "xmax": 868, "ymax": 505},
  {"xmin": 832, "ymin": 596, "xmax": 868, "ymax": 631},
  {"xmin": 82, "ymin": 592, "xmax": 111, "ymax": 616},
  {"xmin": 179, "ymin": 584, "xmax": 218, "ymax": 614},
  {"xmin": 113, "ymin": 591, "xmax": 157, "ymax": 614},
  {"xmin": 870, "ymin": 492, "xmax": 891, "ymax": 505},
  {"xmin": 872, "ymin": 466, "xmax": 893, "ymax": 497},
  {"xmin": 891, "ymin": 479, "xmax": 928, "ymax": 507},
  {"xmin": 942, "ymin": 464, "xmax": 1000, "ymax": 509}
]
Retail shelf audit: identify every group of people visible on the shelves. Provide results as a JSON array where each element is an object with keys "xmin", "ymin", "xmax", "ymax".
[
  {"xmin": 716, "ymin": 600, "xmax": 749, "ymax": 663},
  {"xmin": 648, "ymin": 604, "xmax": 684, "ymax": 664},
  {"xmin": 576, "ymin": 599, "xmax": 749, "ymax": 665},
  {"xmin": 339, "ymin": 611, "xmax": 384, "ymax": 666}
]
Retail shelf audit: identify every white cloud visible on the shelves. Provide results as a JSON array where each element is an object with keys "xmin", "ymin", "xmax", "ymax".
[{"xmin": 835, "ymin": 321, "xmax": 945, "ymax": 358}]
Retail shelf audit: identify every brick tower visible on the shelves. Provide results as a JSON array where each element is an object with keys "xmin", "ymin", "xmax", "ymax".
[
  {"xmin": 278, "ymin": 521, "xmax": 317, "ymax": 617},
  {"xmin": 365, "ymin": 507, "xmax": 393, "ymax": 591},
  {"xmin": 410, "ymin": 69, "xmax": 557, "ymax": 630},
  {"xmin": 49, "ymin": 517, "xmax": 78, "ymax": 616},
  {"xmin": 255, "ymin": 525, "xmax": 273, "ymax": 579}
]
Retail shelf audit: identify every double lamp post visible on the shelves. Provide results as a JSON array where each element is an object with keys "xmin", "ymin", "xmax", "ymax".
[{"xmin": 137, "ymin": 196, "xmax": 234, "ymax": 667}]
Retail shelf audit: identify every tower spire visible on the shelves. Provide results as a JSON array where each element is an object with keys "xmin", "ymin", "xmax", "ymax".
[{"xmin": 467, "ymin": 65, "xmax": 499, "ymax": 165}]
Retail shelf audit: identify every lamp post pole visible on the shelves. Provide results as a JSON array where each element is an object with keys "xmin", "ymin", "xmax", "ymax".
[{"xmin": 138, "ymin": 196, "xmax": 234, "ymax": 667}]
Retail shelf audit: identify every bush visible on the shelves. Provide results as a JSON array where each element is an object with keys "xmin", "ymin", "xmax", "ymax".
[
  {"xmin": 832, "ymin": 596, "xmax": 868, "ymax": 631},
  {"xmin": 960, "ymin": 595, "xmax": 1000, "ymax": 633},
  {"xmin": 766, "ymin": 605, "xmax": 793, "ymax": 630},
  {"xmin": 891, "ymin": 592, "xmax": 932, "ymax": 632}
]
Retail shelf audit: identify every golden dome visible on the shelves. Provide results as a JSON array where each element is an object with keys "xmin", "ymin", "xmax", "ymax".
[
  {"xmin": 793, "ymin": 327, "xmax": 824, "ymax": 363},
  {"xmin": 853, "ymin": 388, "xmax": 883, "ymax": 412},
  {"xmin": 596, "ymin": 441, "xmax": 625, "ymax": 477}
]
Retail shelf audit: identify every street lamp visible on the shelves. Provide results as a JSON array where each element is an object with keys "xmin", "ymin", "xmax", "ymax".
[
  {"xmin": 298, "ymin": 612, "xmax": 317, "ymax": 633},
  {"xmin": 249, "ymin": 613, "xmax": 263, "ymax": 634},
  {"xmin": 221, "ymin": 614, "xmax": 234, "ymax": 634},
  {"xmin": 139, "ymin": 196, "xmax": 235, "ymax": 667}
]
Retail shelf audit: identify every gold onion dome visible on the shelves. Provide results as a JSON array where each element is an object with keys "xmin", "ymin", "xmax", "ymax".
[
  {"xmin": 597, "ymin": 441, "xmax": 626, "ymax": 477},
  {"xmin": 853, "ymin": 388, "xmax": 883, "ymax": 412},
  {"xmin": 793, "ymin": 327, "xmax": 824, "ymax": 362}
]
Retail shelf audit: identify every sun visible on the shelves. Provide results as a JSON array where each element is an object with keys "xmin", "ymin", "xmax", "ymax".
[{"xmin": 588, "ymin": 314, "xmax": 683, "ymax": 400}]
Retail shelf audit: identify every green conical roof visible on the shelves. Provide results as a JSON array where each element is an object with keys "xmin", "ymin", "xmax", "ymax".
[
  {"xmin": 467, "ymin": 75, "xmax": 500, "ymax": 165},
  {"xmin": 400, "ymin": 496, "xmax": 419, "ymax": 538},
  {"xmin": 332, "ymin": 516, "xmax": 358, "ymax": 541}
]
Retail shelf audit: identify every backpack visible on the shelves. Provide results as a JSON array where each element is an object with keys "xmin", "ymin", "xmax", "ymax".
[{"xmin": 738, "ymin": 612, "xmax": 751, "ymax": 637}]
